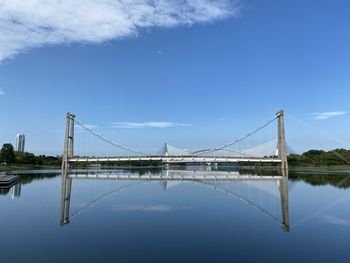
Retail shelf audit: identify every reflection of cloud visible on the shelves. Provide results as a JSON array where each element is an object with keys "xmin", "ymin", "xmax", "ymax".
[
  {"xmin": 312, "ymin": 111, "xmax": 347, "ymax": 120},
  {"xmin": 72, "ymin": 202, "xmax": 88, "ymax": 209},
  {"xmin": 109, "ymin": 204, "xmax": 190, "ymax": 212},
  {"xmin": 322, "ymin": 215, "xmax": 350, "ymax": 226}
]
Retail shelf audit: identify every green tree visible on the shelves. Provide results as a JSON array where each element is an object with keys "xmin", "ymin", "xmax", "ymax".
[
  {"xmin": 15, "ymin": 151, "xmax": 38, "ymax": 165},
  {"xmin": 0, "ymin": 143, "xmax": 16, "ymax": 164}
]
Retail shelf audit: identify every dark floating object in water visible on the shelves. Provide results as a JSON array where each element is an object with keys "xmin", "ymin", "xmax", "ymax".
[{"xmin": 0, "ymin": 172, "xmax": 20, "ymax": 188}]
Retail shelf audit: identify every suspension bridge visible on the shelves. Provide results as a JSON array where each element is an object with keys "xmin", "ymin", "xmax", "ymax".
[{"xmin": 61, "ymin": 110, "xmax": 288, "ymax": 171}]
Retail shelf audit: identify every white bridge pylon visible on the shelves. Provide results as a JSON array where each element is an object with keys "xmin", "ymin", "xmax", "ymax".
[{"xmin": 62, "ymin": 111, "xmax": 288, "ymax": 170}]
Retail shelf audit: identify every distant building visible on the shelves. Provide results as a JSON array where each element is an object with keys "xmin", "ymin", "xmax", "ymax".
[{"xmin": 15, "ymin": 134, "xmax": 25, "ymax": 152}]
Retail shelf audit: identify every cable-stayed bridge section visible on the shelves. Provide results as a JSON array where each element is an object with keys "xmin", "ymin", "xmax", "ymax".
[{"xmin": 62, "ymin": 111, "xmax": 288, "ymax": 171}]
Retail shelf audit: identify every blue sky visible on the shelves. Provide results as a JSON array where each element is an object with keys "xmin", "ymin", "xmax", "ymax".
[{"xmin": 1, "ymin": 0, "xmax": 350, "ymax": 155}]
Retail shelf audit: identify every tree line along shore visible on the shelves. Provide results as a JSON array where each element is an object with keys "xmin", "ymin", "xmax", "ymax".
[{"xmin": 1, "ymin": 143, "xmax": 350, "ymax": 170}]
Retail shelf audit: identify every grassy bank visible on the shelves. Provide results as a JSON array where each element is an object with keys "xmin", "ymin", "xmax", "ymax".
[{"xmin": 290, "ymin": 165, "xmax": 350, "ymax": 171}]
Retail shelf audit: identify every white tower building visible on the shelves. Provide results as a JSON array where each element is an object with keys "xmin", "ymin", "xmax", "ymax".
[{"xmin": 15, "ymin": 134, "xmax": 25, "ymax": 152}]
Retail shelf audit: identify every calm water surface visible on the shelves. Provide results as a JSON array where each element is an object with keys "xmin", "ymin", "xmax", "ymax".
[{"xmin": 1, "ymin": 167, "xmax": 350, "ymax": 262}]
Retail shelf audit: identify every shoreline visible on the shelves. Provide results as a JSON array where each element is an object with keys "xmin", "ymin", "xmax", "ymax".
[
  {"xmin": 0, "ymin": 165, "xmax": 60, "ymax": 172},
  {"xmin": 2, "ymin": 164, "xmax": 350, "ymax": 173}
]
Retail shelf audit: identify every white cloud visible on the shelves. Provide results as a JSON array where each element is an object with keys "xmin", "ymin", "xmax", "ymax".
[
  {"xmin": 0, "ymin": 89, "xmax": 4, "ymax": 95},
  {"xmin": 0, "ymin": 0, "xmax": 241, "ymax": 62},
  {"xmin": 111, "ymin": 121, "xmax": 192, "ymax": 128},
  {"xmin": 312, "ymin": 111, "xmax": 347, "ymax": 120}
]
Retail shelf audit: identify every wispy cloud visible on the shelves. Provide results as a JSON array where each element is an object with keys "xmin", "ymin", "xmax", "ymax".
[
  {"xmin": 0, "ymin": 0, "xmax": 241, "ymax": 62},
  {"xmin": 0, "ymin": 89, "xmax": 4, "ymax": 95},
  {"xmin": 109, "ymin": 204, "xmax": 190, "ymax": 212},
  {"xmin": 76, "ymin": 124, "xmax": 97, "ymax": 130},
  {"xmin": 312, "ymin": 111, "xmax": 347, "ymax": 120},
  {"xmin": 322, "ymin": 215, "xmax": 350, "ymax": 226},
  {"xmin": 111, "ymin": 121, "xmax": 192, "ymax": 129}
]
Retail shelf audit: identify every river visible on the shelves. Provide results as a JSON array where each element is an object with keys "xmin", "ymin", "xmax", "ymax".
[{"xmin": 1, "ymin": 167, "xmax": 350, "ymax": 262}]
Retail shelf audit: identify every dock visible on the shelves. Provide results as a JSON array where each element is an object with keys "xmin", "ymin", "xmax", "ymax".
[{"xmin": 0, "ymin": 172, "xmax": 20, "ymax": 188}]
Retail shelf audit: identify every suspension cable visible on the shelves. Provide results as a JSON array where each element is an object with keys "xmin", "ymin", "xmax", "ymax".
[
  {"xmin": 196, "ymin": 148, "xmax": 252, "ymax": 157},
  {"xmin": 192, "ymin": 115, "xmax": 278, "ymax": 155},
  {"xmin": 75, "ymin": 118, "xmax": 146, "ymax": 156}
]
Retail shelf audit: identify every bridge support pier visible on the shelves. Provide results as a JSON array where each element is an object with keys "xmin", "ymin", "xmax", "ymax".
[
  {"xmin": 62, "ymin": 112, "xmax": 75, "ymax": 171},
  {"xmin": 276, "ymin": 110, "xmax": 288, "ymax": 174}
]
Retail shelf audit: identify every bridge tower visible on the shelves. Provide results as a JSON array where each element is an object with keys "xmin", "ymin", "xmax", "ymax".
[
  {"xmin": 62, "ymin": 112, "xmax": 75, "ymax": 171},
  {"xmin": 162, "ymin": 143, "xmax": 169, "ymax": 156},
  {"xmin": 276, "ymin": 110, "xmax": 288, "ymax": 173}
]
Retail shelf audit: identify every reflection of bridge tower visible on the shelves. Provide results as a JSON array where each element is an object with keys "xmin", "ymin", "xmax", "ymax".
[
  {"xmin": 62, "ymin": 112, "xmax": 75, "ymax": 171},
  {"xmin": 60, "ymin": 170, "xmax": 72, "ymax": 225},
  {"xmin": 279, "ymin": 176, "xmax": 289, "ymax": 231}
]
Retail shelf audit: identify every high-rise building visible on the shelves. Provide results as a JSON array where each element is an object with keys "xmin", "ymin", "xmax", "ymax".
[{"xmin": 15, "ymin": 134, "xmax": 25, "ymax": 152}]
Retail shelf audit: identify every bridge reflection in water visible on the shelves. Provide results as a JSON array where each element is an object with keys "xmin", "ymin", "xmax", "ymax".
[{"xmin": 60, "ymin": 169, "xmax": 289, "ymax": 231}]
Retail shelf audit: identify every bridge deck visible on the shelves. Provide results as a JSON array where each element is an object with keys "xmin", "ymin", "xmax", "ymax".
[
  {"xmin": 68, "ymin": 156, "xmax": 282, "ymax": 163},
  {"xmin": 68, "ymin": 173, "xmax": 283, "ymax": 181}
]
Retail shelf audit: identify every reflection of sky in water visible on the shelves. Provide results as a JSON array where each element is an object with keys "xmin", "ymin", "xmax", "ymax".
[
  {"xmin": 322, "ymin": 215, "xmax": 350, "ymax": 226},
  {"xmin": 1, "ymin": 169, "xmax": 350, "ymax": 262},
  {"xmin": 108, "ymin": 204, "xmax": 191, "ymax": 212}
]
